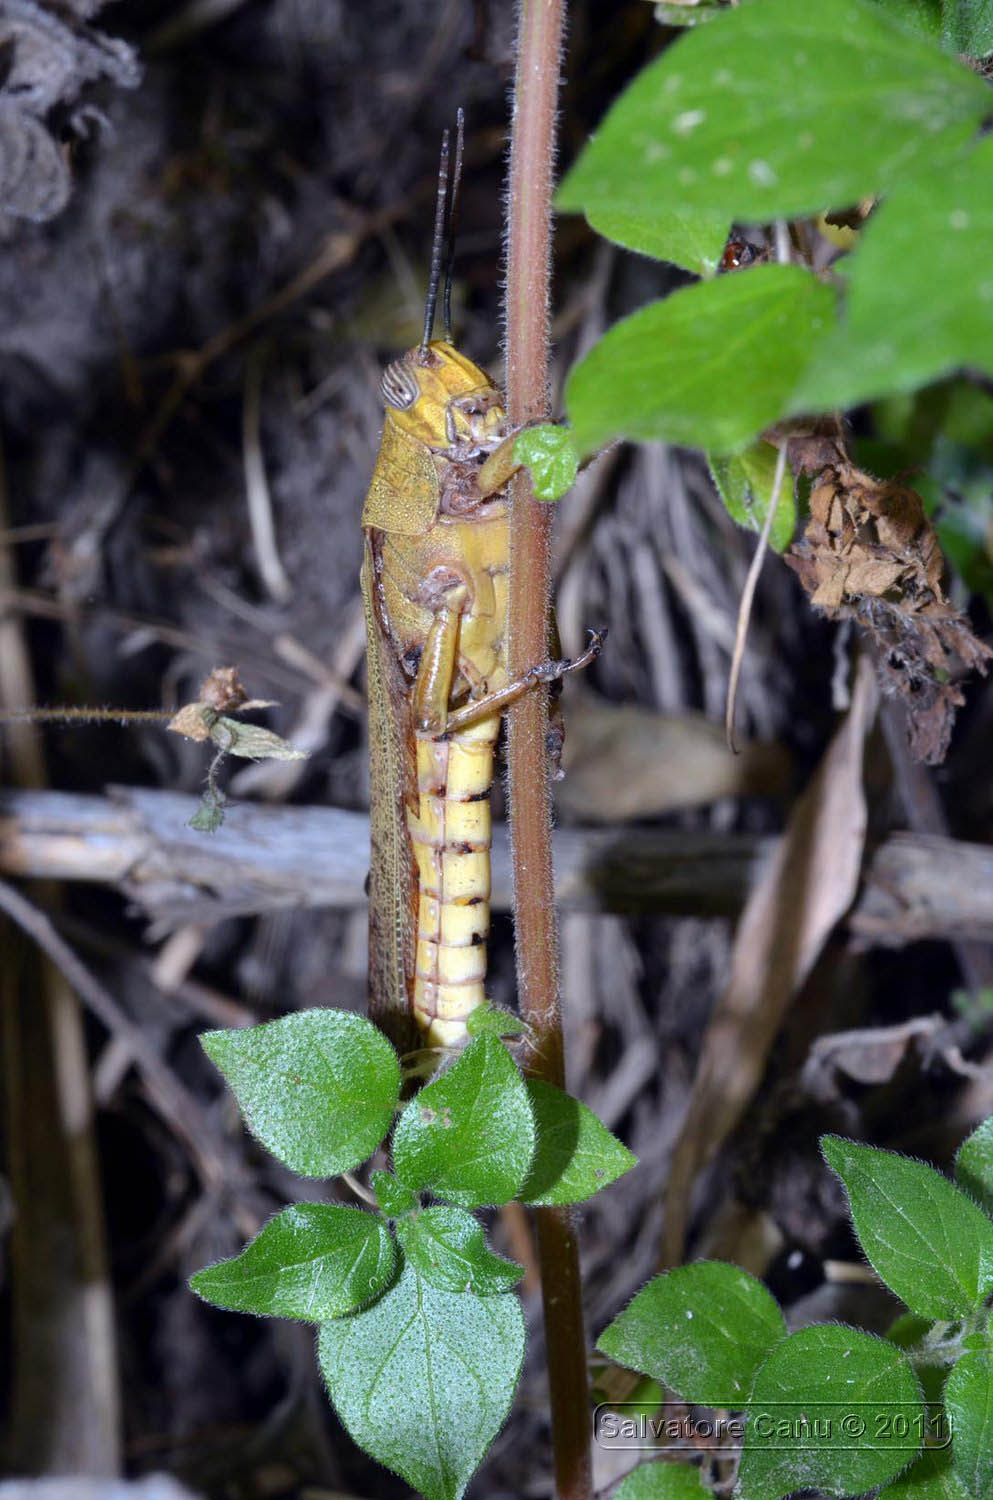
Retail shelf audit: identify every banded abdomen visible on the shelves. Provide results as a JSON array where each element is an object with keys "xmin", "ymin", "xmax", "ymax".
[{"xmin": 408, "ymin": 714, "xmax": 499, "ymax": 1046}]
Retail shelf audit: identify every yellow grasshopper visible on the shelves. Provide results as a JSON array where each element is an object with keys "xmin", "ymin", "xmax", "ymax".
[{"xmin": 362, "ymin": 114, "xmax": 601, "ymax": 1053}]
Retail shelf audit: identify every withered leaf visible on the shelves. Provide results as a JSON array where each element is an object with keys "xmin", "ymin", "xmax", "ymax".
[
  {"xmin": 787, "ymin": 459, "xmax": 991, "ymax": 765},
  {"xmin": 661, "ymin": 656, "xmax": 877, "ymax": 1266},
  {"xmin": 209, "ymin": 719, "xmax": 307, "ymax": 762},
  {"xmin": 0, "ymin": 101, "xmax": 70, "ymax": 222},
  {"xmin": 167, "ymin": 668, "xmax": 303, "ymax": 762},
  {"xmin": 166, "ymin": 703, "xmax": 211, "ymax": 743},
  {"xmin": 195, "ymin": 665, "xmax": 275, "ymax": 716},
  {"xmin": 0, "ymin": 0, "xmax": 139, "ymax": 223}
]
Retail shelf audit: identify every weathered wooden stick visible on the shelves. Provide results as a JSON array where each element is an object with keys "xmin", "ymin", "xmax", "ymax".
[{"xmin": 1, "ymin": 787, "xmax": 992, "ymax": 944}]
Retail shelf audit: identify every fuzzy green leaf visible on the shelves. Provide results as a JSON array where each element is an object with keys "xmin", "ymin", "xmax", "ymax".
[
  {"xmin": 613, "ymin": 1460, "xmax": 714, "ymax": 1500},
  {"xmin": 888, "ymin": 1314, "xmax": 954, "ymax": 1404},
  {"xmin": 886, "ymin": 1312, "xmax": 935, "ymax": 1350},
  {"xmin": 371, "ymin": 1171, "xmax": 418, "ymax": 1219},
  {"xmin": 822, "ymin": 1135, "xmax": 993, "ymax": 1317},
  {"xmin": 556, "ymin": 0, "xmax": 990, "ymax": 226},
  {"xmin": 189, "ymin": 799, "xmax": 225, "ymax": 833},
  {"xmin": 866, "ymin": 0, "xmax": 993, "ymax": 51},
  {"xmin": 942, "ymin": 0, "xmax": 993, "ymax": 52},
  {"xmin": 392, "ymin": 1035, "xmax": 535, "ymax": 1208},
  {"xmin": 879, "ymin": 1447, "xmax": 969, "ymax": 1500},
  {"xmin": 597, "ymin": 1262, "xmax": 786, "ymax": 1405},
  {"xmin": 583, "ymin": 202, "xmax": 728, "ymax": 278},
  {"xmin": 794, "ymin": 139, "xmax": 993, "ymax": 413},
  {"xmin": 566, "ymin": 265, "xmax": 834, "ymax": 458},
  {"xmin": 945, "ymin": 1351, "xmax": 993, "ymax": 1497},
  {"xmin": 465, "ymin": 1002, "xmax": 529, "ymax": 1039},
  {"xmin": 885, "ymin": 1313, "xmax": 952, "ymax": 1406},
  {"xmin": 518, "ymin": 1079, "xmax": 636, "ymax": 1206},
  {"xmin": 201, "ymin": 1010, "xmax": 400, "ymax": 1178},
  {"xmin": 653, "ymin": 1, "xmax": 731, "ymax": 28},
  {"xmin": 955, "ymin": 1115, "xmax": 993, "ymax": 1215},
  {"xmin": 708, "ymin": 441, "xmax": 795, "ymax": 554},
  {"xmin": 318, "ymin": 1260, "xmax": 524, "ymax": 1500},
  {"xmin": 738, "ymin": 1325, "xmax": 922, "ymax": 1500},
  {"xmin": 210, "ymin": 717, "xmax": 308, "ymax": 761},
  {"xmin": 866, "ymin": 0, "xmax": 942, "ymax": 39},
  {"xmin": 396, "ymin": 1206, "xmax": 523, "ymax": 1294},
  {"xmin": 189, "ymin": 1204, "xmax": 395, "ymax": 1320},
  {"xmin": 514, "ymin": 425, "xmax": 579, "ymax": 500}
]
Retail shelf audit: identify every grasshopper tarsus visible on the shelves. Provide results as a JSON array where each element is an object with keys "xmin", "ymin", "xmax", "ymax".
[
  {"xmin": 531, "ymin": 626, "xmax": 607, "ymax": 685},
  {"xmin": 522, "ymin": 626, "xmax": 607, "ymax": 693}
]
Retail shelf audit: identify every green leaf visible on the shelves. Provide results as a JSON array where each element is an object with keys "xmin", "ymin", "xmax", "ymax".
[
  {"xmin": 396, "ymin": 1206, "xmax": 523, "ymax": 1294},
  {"xmin": 392, "ymin": 1035, "xmax": 535, "ymax": 1208},
  {"xmin": 738, "ymin": 1325, "xmax": 922, "ymax": 1500},
  {"xmin": 556, "ymin": 0, "xmax": 990, "ymax": 226},
  {"xmin": 794, "ymin": 138, "xmax": 993, "ymax": 413},
  {"xmin": 870, "ymin": 0, "xmax": 993, "ymax": 53},
  {"xmin": 596, "ymin": 1262, "xmax": 786, "ymax": 1405},
  {"xmin": 189, "ymin": 1203, "xmax": 396, "ymax": 1320},
  {"xmin": 955, "ymin": 1116, "xmax": 993, "ymax": 1215},
  {"xmin": 465, "ymin": 1002, "xmax": 529, "ymax": 1040},
  {"xmin": 822, "ymin": 1135, "xmax": 993, "ymax": 1317},
  {"xmin": 613, "ymin": 1459, "xmax": 714, "ymax": 1500},
  {"xmin": 885, "ymin": 1314, "xmax": 952, "ymax": 1406},
  {"xmin": 318, "ymin": 1260, "xmax": 524, "ymax": 1500},
  {"xmin": 708, "ymin": 441, "xmax": 795, "ymax": 554},
  {"xmin": 211, "ymin": 717, "xmax": 308, "ymax": 761},
  {"xmin": 886, "ymin": 1312, "xmax": 935, "ymax": 1350},
  {"xmin": 201, "ymin": 1010, "xmax": 400, "ymax": 1178},
  {"xmin": 653, "ymin": 0, "xmax": 731, "ymax": 28},
  {"xmin": 371, "ymin": 1171, "xmax": 418, "ymax": 1219},
  {"xmin": 946, "ymin": 1351, "xmax": 993, "ymax": 1497},
  {"xmin": 942, "ymin": 0, "xmax": 993, "ymax": 53},
  {"xmin": 189, "ymin": 798, "xmax": 225, "ymax": 833},
  {"xmin": 582, "ymin": 202, "xmax": 728, "ymax": 278},
  {"xmin": 879, "ymin": 1446, "xmax": 969, "ymax": 1500},
  {"xmin": 518, "ymin": 1079, "xmax": 636, "ymax": 1206},
  {"xmin": 566, "ymin": 265, "xmax": 835, "ymax": 458},
  {"xmin": 866, "ymin": 0, "xmax": 943, "ymax": 39},
  {"xmin": 514, "ymin": 425, "xmax": 579, "ymax": 500}
]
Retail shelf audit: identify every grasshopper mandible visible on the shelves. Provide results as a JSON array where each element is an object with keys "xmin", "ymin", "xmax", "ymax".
[{"xmin": 362, "ymin": 112, "xmax": 601, "ymax": 1053}]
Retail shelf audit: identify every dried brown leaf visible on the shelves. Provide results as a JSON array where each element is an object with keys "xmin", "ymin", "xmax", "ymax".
[
  {"xmin": 786, "ymin": 459, "xmax": 992, "ymax": 764},
  {"xmin": 166, "ymin": 703, "xmax": 211, "ymax": 743},
  {"xmin": 0, "ymin": 1, "xmax": 139, "ymax": 223},
  {"xmin": 661, "ymin": 655, "xmax": 877, "ymax": 1266},
  {"xmin": 167, "ymin": 669, "xmax": 293, "ymax": 759},
  {"xmin": 556, "ymin": 696, "xmax": 790, "ymax": 821}
]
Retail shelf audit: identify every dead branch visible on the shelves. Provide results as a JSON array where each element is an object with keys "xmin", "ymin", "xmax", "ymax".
[{"xmin": 1, "ymin": 786, "xmax": 992, "ymax": 944}]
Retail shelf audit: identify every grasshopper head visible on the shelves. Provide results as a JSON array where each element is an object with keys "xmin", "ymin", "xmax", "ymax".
[{"xmin": 380, "ymin": 340, "xmax": 507, "ymax": 453}]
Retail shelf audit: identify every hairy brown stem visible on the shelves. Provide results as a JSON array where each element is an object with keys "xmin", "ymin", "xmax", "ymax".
[{"xmin": 505, "ymin": 4, "xmax": 593, "ymax": 1499}]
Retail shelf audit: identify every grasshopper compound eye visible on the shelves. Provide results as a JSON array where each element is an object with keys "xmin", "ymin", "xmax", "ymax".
[{"xmin": 381, "ymin": 359, "xmax": 418, "ymax": 410}]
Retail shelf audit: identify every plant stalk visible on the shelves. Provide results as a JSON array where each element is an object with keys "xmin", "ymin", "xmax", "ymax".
[{"xmin": 505, "ymin": 4, "xmax": 593, "ymax": 1499}]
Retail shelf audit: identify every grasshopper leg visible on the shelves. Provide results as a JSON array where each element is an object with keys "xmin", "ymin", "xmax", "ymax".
[
  {"xmin": 411, "ymin": 589, "xmax": 467, "ymax": 735},
  {"xmin": 443, "ymin": 628, "xmax": 606, "ymax": 734}
]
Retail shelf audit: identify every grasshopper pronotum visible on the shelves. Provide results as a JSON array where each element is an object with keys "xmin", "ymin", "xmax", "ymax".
[{"xmin": 362, "ymin": 113, "xmax": 601, "ymax": 1052}]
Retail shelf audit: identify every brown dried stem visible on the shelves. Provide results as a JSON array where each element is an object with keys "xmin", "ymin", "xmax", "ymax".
[{"xmin": 504, "ymin": 4, "xmax": 593, "ymax": 1499}]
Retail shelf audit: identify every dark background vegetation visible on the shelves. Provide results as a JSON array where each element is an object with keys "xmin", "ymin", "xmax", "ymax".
[{"xmin": 1, "ymin": 2, "xmax": 991, "ymax": 1497}]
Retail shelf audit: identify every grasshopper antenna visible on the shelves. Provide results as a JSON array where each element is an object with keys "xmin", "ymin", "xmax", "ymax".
[
  {"xmin": 442, "ymin": 108, "xmax": 465, "ymax": 344},
  {"xmin": 418, "ymin": 124, "xmax": 451, "ymax": 362}
]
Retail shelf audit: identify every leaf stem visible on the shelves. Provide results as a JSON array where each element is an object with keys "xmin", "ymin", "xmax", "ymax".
[{"xmin": 505, "ymin": 4, "xmax": 593, "ymax": 1499}]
